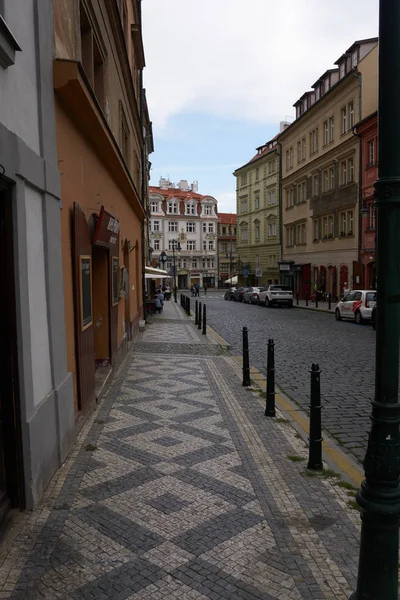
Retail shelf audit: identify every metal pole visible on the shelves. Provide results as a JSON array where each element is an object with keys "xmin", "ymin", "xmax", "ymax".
[
  {"xmin": 307, "ymin": 364, "xmax": 323, "ymax": 470},
  {"xmin": 350, "ymin": 2, "xmax": 400, "ymax": 597},
  {"xmin": 265, "ymin": 338, "xmax": 276, "ymax": 417},
  {"xmin": 296, "ymin": 292, "xmax": 299, "ymax": 306},
  {"xmin": 328, "ymin": 294, "xmax": 331, "ymax": 310},
  {"xmin": 315, "ymin": 292, "xmax": 318, "ymax": 309},
  {"xmin": 242, "ymin": 327, "xmax": 250, "ymax": 387},
  {"xmin": 187, "ymin": 296, "xmax": 190, "ymax": 316},
  {"xmin": 198, "ymin": 302, "xmax": 202, "ymax": 330},
  {"xmin": 202, "ymin": 304, "xmax": 207, "ymax": 335},
  {"xmin": 195, "ymin": 300, "xmax": 198, "ymax": 325},
  {"xmin": 305, "ymin": 291, "xmax": 309, "ymax": 307}
]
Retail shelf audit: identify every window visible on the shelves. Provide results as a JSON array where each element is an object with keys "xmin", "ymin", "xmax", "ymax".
[
  {"xmin": 202, "ymin": 222, "xmax": 207, "ymax": 233},
  {"xmin": 168, "ymin": 221, "xmax": 178, "ymax": 232},
  {"xmin": 150, "ymin": 201, "xmax": 159, "ymax": 213},
  {"xmin": 208, "ymin": 223, "xmax": 214, "ymax": 233},
  {"xmin": 187, "ymin": 222, "xmax": 196, "ymax": 233},
  {"xmin": 255, "ymin": 167, "xmax": 259, "ymax": 181},
  {"xmin": 269, "ymin": 160, "xmax": 275, "ymax": 174},
  {"xmin": 323, "ymin": 216, "xmax": 328, "ymax": 238},
  {"xmin": 285, "ymin": 150, "xmax": 290, "ymax": 171},
  {"xmin": 80, "ymin": 2, "xmax": 105, "ymax": 110},
  {"xmin": 168, "ymin": 240, "xmax": 178, "ymax": 251},
  {"xmin": 204, "ymin": 205, "xmax": 213, "ymax": 216},
  {"xmin": 341, "ymin": 107, "xmax": 347, "ymax": 134},
  {"xmin": 301, "ymin": 223, "xmax": 306, "ymax": 244},
  {"xmin": 166, "ymin": 261, "xmax": 172, "ymax": 270},
  {"xmin": 241, "ymin": 199, "xmax": 248, "ymax": 212},
  {"xmin": 221, "ymin": 242, "xmax": 227, "ymax": 253},
  {"xmin": 302, "ymin": 137, "xmax": 306, "ymax": 159},
  {"xmin": 268, "ymin": 222, "xmax": 277, "ymax": 237},
  {"xmin": 348, "ymin": 158, "xmax": 354, "ymax": 182},
  {"xmin": 255, "ymin": 223, "xmax": 260, "ymax": 241},
  {"xmin": 313, "ymin": 174, "xmax": 319, "ymax": 197},
  {"xmin": 289, "ymin": 147, "xmax": 294, "ymax": 168},
  {"xmin": 340, "ymin": 211, "xmax": 354, "ymax": 235},
  {"xmin": 368, "ymin": 140, "xmax": 375, "ymax": 166},
  {"xmin": 167, "ymin": 201, "xmax": 178, "ymax": 214},
  {"xmin": 370, "ymin": 205, "xmax": 376, "ymax": 229},
  {"xmin": 352, "ymin": 50, "xmax": 358, "ymax": 68},
  {"xmin": 268, "ymin": 190, "xmax": 276, "ymax": 205},
  {"xmin": 185, "ymin": 203, "xmax": 196, "ymax": 215},
  {"xmin": 153, "ymin": 240, "xmax": 160, "ymax": 250},
  {"xmin": 240, "ymin": 173, "xmax": 247, "ymax": 185},
  {"xmin": 330, "ymin": 167, "xmax": 335, "ymax": 190},
  {"xmin": 222, "ymin": 226, "xmax": 226, "ymax": 235},
  {"xmin": 313, "ymin": 219, "xmax": 319, "ymax": 240},
  {"xmin": 323, "ymin": 120, "xmax": 329, "ymax": 145},
  {"xmin": 255, "ymin": 196, "xmax": 260, "ymax": 209},
  {"xmin": 315, "ymin": 87, "xmax": 320, "ymax": 101},
  {"xmin": 329, "ymin": 117, "xmax": 334, "ymax": 142},
  {"xmin": 324, "ymin": 77, "xmax": 330, "ymax": 94},
  {"xmin": 297, "ymin": 140, "xmax": 302, "ymax": 163},
  {"xmin": 120, "ymin": 104, "xmax": 130, "ymax": 165},
  {"xmin": 202, "ymin": 241, "xmax": 207, "ymax": 251},
  {"xmin": 340, "ymin": 161, "xmax": 347, "ymax": 186},
  {"xmin": 349, "ymin": 102, "xmax": 354, "ymax": 129},
  {"xmin": 302, "ymin": 181, "xmax": 307, "ymax": 202},
  {"xmin": 187, "ymin": 240, "xmax": 196, "ymax": 251},
  {"xmin": 323, "ymin": 170, "xmax": 329, "ymax": 192},
  {"xmin": 286, "ymin": 188, "xmax": 294, "ymax": 208},
  {"xmin": 192, "ymin": 259, "xmax": 197, "ymax": 269},
  {"xmin": 241, "ymin": 225, "xmax": 248, "ymax": 242},
  {"xmin": 328, "ymin": 215, "xmax": 334, "ymax": 236},
  {"xmin": 152, "ymin": 220, "xmax": 160, "ymax": 232},
  {"xmin": 339, "ymin": 62, "xmax": 346, "ymax": 79},
  {"xmin": 310, "ymin": 128, "xmax": 318, "ymax": 154}
]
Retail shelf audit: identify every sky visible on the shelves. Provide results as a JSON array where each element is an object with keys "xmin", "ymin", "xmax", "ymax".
[{"xmin": 142, "ymin": 0, "xmax": 379, "ymax": 213}]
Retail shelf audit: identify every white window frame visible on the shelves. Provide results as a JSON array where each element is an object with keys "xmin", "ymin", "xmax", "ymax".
[
  {"xmin": 187, "ymin": 240, "xmax": 196, "ymax": 251},
  {"xmin": 341, "ymin": 161, "xmax": 347, "ymax": 186},
  {"xmin": 255, "ymin": 196, "xmax": 260, "ymax": 209},
  {"xmin": 313, "ymin": 219, "xmax": 319, "ymax": 240},
  {"xmin": 153, "ymin": 239, "xmax": 160, "ymax": 250},
  {"xmin": 341, "ymin": 106, "xmax": 347, "ymax": 134},
  {"xmin": 368, "ymin": 140, "xmax": 375, "ymax": 166},
  {"xmin": 348, "ymin": 158, "xmax": 354, "ymax": 182},
  {"xmin": 167, "ymin": 201, "xmax": 178, "ymax": 214},
  {"xmin": 255, "ymin": 223, "xmax": 260, "ymax": 241},
  {"xmin": 323, "ymin": 120, "xmax": 329, "ymax": 145},
  {"xmin": 208, "ymin": 223, "xmax": 214, "ymax": 233},
  {"xmin": 329, "ymin": 116, "xmax": 334, "ymax": 142},
  {"xmin": 168, "ymin": 221, "xmax": 178, "ymax": 232},
  {"xmin": 152, "ymin": 220, "xmax": 160, "ymax": 232},
  {"xmin": 150, "ymin": 201, "xmax": 159, "ymax": 213},
  {"xmin": 349, "ymin": 102, "xmax": 354, "ymax": 129},
  {"xmin": 186, "ymin": 222, "xmax": 196, "ymax": 233}
]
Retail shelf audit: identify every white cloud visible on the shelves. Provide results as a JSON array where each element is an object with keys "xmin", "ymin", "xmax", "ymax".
[
  {"xmin": 142, "ymin": 0, "xmax": 378, "ymax": 130},
  {"xmin": 215, "ymin": 191, "xmax": 236, "ymax": 214}
]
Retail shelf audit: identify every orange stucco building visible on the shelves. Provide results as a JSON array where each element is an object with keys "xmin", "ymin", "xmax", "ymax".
[{"xmin": 53, "ymin": 0, "xmax": 150, "ymax": 416}]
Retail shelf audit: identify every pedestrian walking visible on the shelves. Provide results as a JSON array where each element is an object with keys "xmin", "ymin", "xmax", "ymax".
[{"xmin": 204, "ymin": 282, "xmax": 208, "ymax": 295}]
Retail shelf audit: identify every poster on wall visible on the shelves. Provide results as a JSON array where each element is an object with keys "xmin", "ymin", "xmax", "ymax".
[
  {"xmin": 112, "ymin": 257, "xmax": 119, "ymax": 306},
  {"xmin": 80, "ymin": 255, "xmax": 92, "ymax": 331}
]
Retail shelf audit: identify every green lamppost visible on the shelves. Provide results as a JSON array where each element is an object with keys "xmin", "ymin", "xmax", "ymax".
[{"xmin": 350, "ymin": 1, "xmax": 400, "ymax": 597}]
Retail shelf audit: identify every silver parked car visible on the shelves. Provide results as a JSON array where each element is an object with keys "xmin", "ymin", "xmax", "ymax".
[
  {"xmin": 258, "ymin": 285, "xmax": 293, "ymax": 307},
  {"xmin": 242, "ymin": 287, "xmax": 264, "ymax": 304}
]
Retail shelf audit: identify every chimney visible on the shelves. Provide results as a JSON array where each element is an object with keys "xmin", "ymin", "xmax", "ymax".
[
  {"xmin": 178, "ymin": 180, "xmax": 190, "ymax": 191},
  {"xmin": 279, "ymin": 121, "xmax": 291, "ymax": 132},
  {"xmin": 191, "ymin": 181, "xmax": 199, "ymax": 192}
]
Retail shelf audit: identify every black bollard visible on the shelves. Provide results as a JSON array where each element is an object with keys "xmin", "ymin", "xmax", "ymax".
[
  {"xmin": 315, "ymin": 293, "xmax": 318, "ymax": 309},
  {"xmin": 307, "ymin": 363, "xmax": 323, "ymax": 470},
  {"xmin": 265, "ymin": 338, "xmax": 276, "ymax": 417},
  {"xmin": 195, "ymin": 300, "xmax": 198, "ymax": 325},
  {"xmin": 328, "ymin": 294, "xmax": 331, "ymax": 310},
  {"xmin": 198, "ymin": 302, "xmax": 202, "ymax": 330},
  {"xmin": 242, "ymin": 327, "xmax": 250, "ymax": 387},
  {"xmin": 202, "ymin": 304, "xmax": 207, "ymax": 335},
  {"xmin": 187, "ymin": 297, "xmax": 191, "ymax": 316},
  {"xmin": 305, "ymin": 292, "xmax": 309, "ymax": 307},
  {"xmin": 296, "ymin": 292, "xmax": 299, "ymax": 306}
]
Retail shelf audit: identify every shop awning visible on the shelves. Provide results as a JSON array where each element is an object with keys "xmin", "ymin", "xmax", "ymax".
[{"xmin": 144, "ymin": 266, "xmax": 168, "ymax": 279}]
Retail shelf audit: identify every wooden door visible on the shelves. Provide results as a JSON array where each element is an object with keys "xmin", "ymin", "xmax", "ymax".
[
  {"xmin": 73, "ymin": 203, "xmax": 95, "ymax": 411},
  {"xmin": 0, "ymin": 186, "xmax": 24, "ymax": 519},
  {"xmin": 109, "ymin": 233, "xmax": 119, "ymax": 365}
]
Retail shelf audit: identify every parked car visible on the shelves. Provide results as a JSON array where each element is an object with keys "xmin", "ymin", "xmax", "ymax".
[
  {"xmin": 242, "ymin": 287, "xmax": 264, "ymax": 304},
  {"xmin": 335, "ymin": 290, "xmax": 377, "ymax": 324},
  {"xmin": 258, "ymin": 285, "xmax": 293, "ymax": 307},
  {"xmin": 232, "ymin": 287, "xmax": 250, "ymax": 302},
  {"xmin": 224, "ymin": 287, "xmax": 237, "ymax": 300},
  {"xmin": 371, "ymin": 305, "xmax": 376, "ymax": 330}
]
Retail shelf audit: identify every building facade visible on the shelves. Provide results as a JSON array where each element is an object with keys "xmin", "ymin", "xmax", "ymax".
[
  {"xmin": 234, "ymin": 136, "xmax": 281, "ymax": 287},
  {"xmin": 355, "ymin": 111, "xmax": 377, "ymax": 290},
  {"xmin": 217, "ymin": 214, "xmax": 238, "ymax": 286},
  {"xmin": 54, "ymin": 0, "xmax": 149, "ymax": 417},
  {"xmin": 0, "ymin": 0, "xmax": 75, "ymax": 514},
  {"xmin": 280, "ymin": 39, "xmax": 378, "ymax": 298},
  {"xmin": 149, "ymin": 179, "xmax": 219, "ymax": 289}
]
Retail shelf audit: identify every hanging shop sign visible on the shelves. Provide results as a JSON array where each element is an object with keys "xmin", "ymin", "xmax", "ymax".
[{"xmin": 93, "ymin": 206, "xmax": 120, "ymax": 247}]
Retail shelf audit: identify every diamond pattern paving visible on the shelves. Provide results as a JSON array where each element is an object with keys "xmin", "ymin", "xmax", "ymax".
[{"xmin": 0, "ymin": 302, "xmax": 361, "ymax": 599}]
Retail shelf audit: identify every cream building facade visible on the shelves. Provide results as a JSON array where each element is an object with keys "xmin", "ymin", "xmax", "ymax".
[
  {"xmin": 279, "ymin": 38, "xmax": 378, "ymax": 299},
  {"xmin": 234, "ymin": 136, "xmax": 281, "ymax": 287}
]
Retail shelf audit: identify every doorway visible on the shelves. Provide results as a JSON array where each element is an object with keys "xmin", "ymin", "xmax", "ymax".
[
  {"xmin": 92, "ymin": 245, "xmax": 110, "ymax": 366},
  {"xmin": 0, "ymin": 186, "xmax": 24, "ymax": 522}
]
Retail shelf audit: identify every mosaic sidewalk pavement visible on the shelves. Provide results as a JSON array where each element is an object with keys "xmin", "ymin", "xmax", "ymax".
[{"xmin": 0, "ymin": 304, "xmax": 361, "ymax": 599}]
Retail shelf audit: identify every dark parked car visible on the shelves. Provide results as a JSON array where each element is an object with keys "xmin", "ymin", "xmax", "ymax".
[
  {"xmin": 232, "ymin": 287, "xmax": 250, "ymax": 302},
  {"xmin": 224, "ymin": 287, "xmax": 237, "ymax": 300}
]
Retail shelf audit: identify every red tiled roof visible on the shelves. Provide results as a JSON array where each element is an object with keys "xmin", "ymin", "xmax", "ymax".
[
  {"xmin": 149, "ymin": 186, "xmax": 206, "ymax": 201},
  {"xmin": 218, "ymin": 213, "xmax": 236, "ymax": 224}
]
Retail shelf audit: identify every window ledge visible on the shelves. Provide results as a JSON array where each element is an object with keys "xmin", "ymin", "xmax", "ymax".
[{"xmin": 0, "ymin": 15, "xmax": 21, "ymax": 68}]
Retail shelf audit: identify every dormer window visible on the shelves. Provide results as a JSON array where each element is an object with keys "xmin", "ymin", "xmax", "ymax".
[
  {"xmin": 324, "ymin": 77, "xmax": 330, "ymax": 94},
  {"xmin": 150, "ymin": 201, "xmax": 159, "ymax": 213},
  {"xmin": 185, "ymin": 202, "xmax": 196, "ymax": 215},
  {"xmin": 167, "ymin": 201, "xmax": 178, "ymax": 214},
  {"xmin": 203, "ymin": 204, "xmax": 213, "ymax": 216},
  {"xmin": 339, "ymin": 63, "xmax": 346, "ymax": 79},
  {"xmin": 352, "ymin": 50, "xmax": 358, "ymax": 68},
  {"xmin": 296, "ymin": 106, "xmax": 300, "ymax": 119},
  {"xmin": 315, "ymin": 87, "xmax": 320, "ymax": 101},
  {"xmin": 303, "ymin": 99, "xmax": 307, "ymax": 113}
]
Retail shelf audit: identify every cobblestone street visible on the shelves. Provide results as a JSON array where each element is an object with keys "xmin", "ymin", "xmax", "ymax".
[
  {"xmin": 200, "ymin": 292, "xmax": 375, "ymax": 463},
  {"xmin": 0, "ymin": 300, "xmax": 362, "ymax": 599}
]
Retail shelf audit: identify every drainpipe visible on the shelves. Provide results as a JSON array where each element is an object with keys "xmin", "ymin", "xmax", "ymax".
[
  {"xmin": 139, "ymin": 71, "xmax": 147, "ymax": 322},
  {"xmin": 352, "ymin": 71, "xmax": 363, "ymax": 281},
  {"xmin": 277, "ymin": 144, "xmax": 283, "ymax": 281}
]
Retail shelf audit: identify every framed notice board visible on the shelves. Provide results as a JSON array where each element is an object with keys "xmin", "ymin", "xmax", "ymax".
[
  {"xmin": 112, "ymin": 256, "xmax": 119, "ymax": 306},
  {"xmin": 80, "ymin": 255, "xmax": 92, "ymax": 331}
]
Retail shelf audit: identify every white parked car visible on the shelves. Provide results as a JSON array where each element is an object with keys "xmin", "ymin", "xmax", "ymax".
[
  {"xmin": 242, "ymin": 287, "xmax": 264, "ymax": 304},
  {"xmin": 258, "ymin": 285, "xmax": 293, "ymax": 307},
  {"xmin": 335, "ymin": 290, "xmax": 376, "ymax": 324}
]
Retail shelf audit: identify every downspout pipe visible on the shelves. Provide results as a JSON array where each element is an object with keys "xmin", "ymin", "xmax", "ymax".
[
  {"xmin": 277, "ymin": 143, "xmax": 283, "ymax": 279},
  {"xmin": 352, "ymin": 71, "xmax": 363, "ymax": 276},
  {"xmin": 139, "ymin": 71, "xmax": 147, "ymax": 322}
]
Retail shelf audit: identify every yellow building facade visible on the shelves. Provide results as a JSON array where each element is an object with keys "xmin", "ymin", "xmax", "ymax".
[
  {"xmin": 234, "ymin": 137, "xmax": 281, "ymax": 287},
  {"xmin": 280, "ymin": 38, "xmax": 377, "ymax": 299}
]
